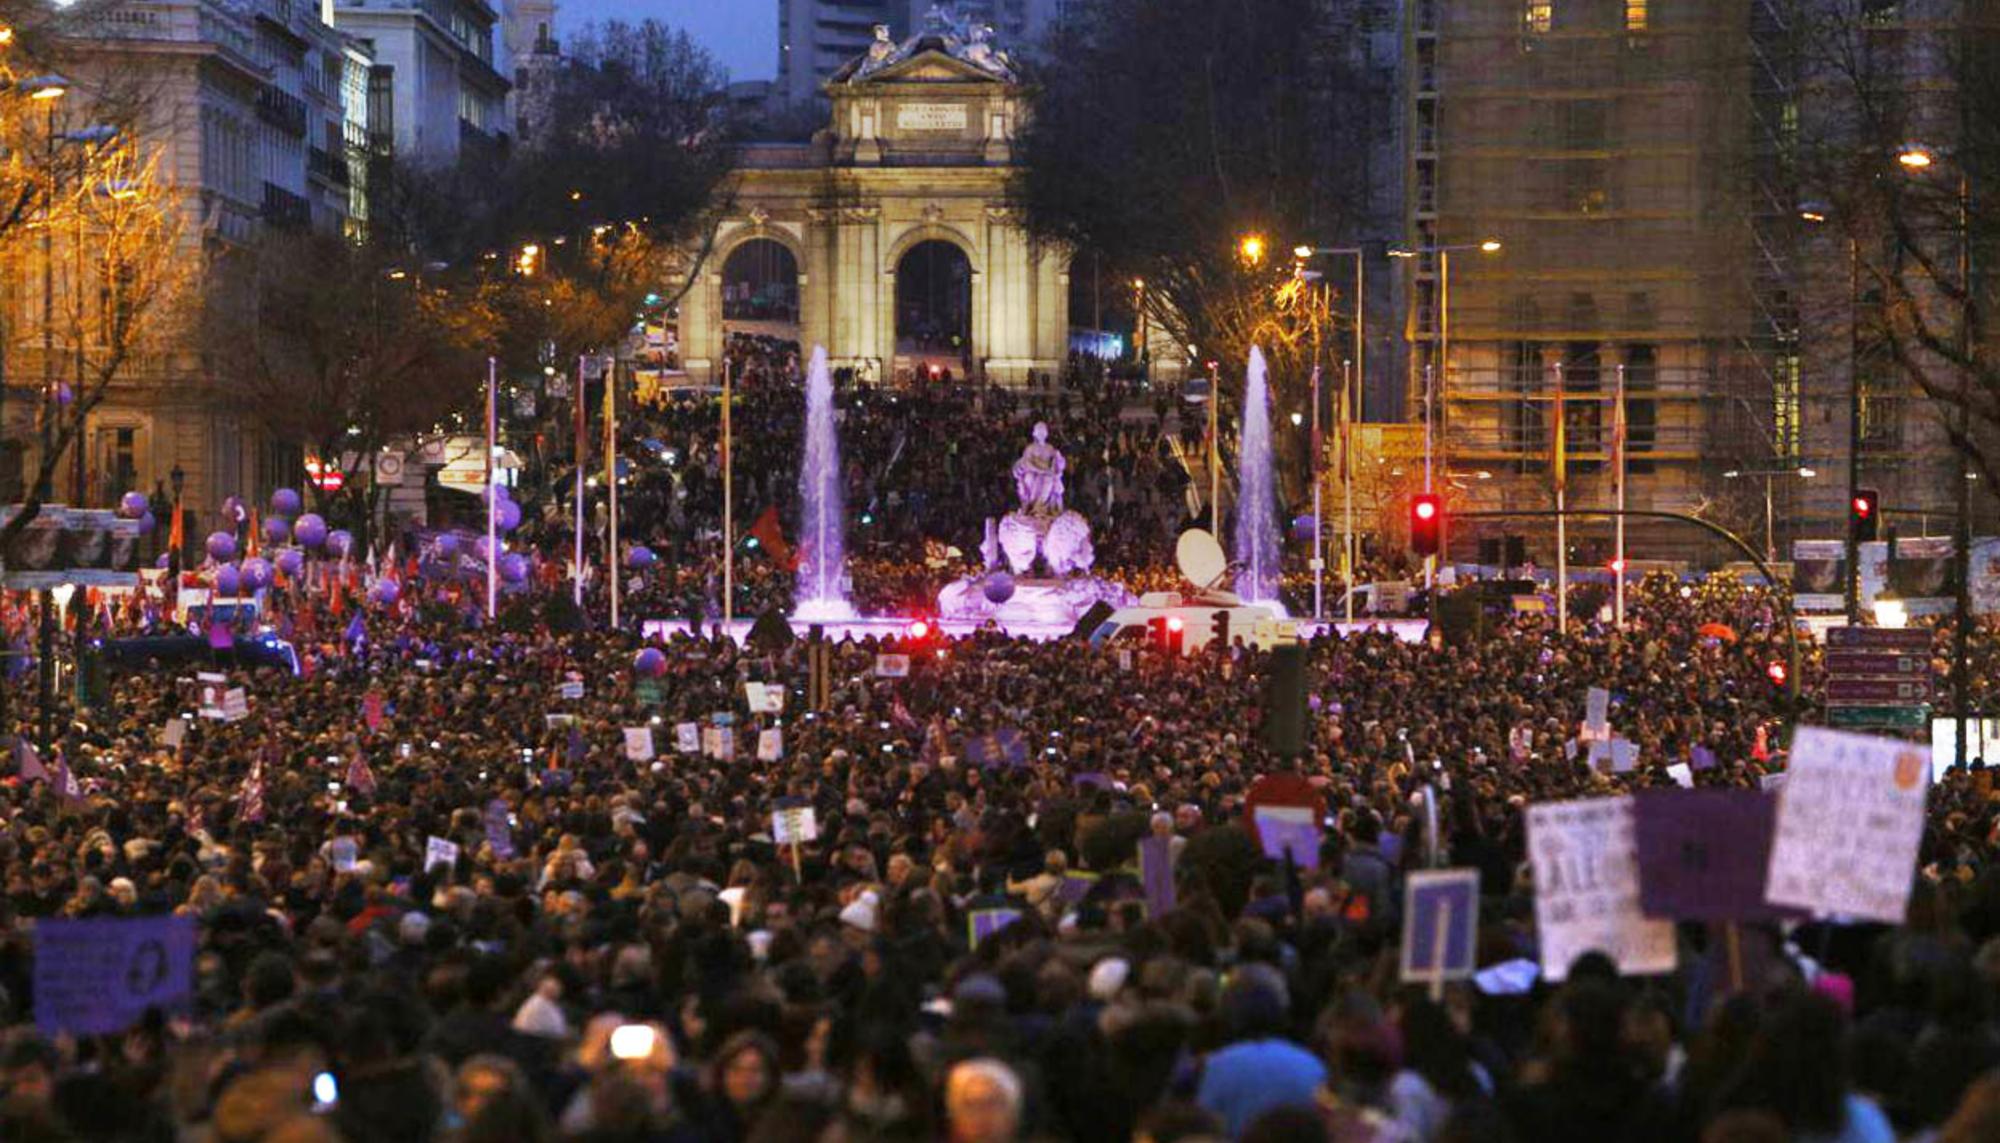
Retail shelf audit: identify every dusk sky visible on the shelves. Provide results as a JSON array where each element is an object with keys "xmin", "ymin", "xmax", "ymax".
[{"xmin": 559, "ymin": 0, "xmax": 780, "ymax": 82}]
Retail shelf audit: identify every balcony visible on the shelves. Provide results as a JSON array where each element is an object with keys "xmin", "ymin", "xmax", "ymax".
[
  {"xmin": 308, "ymin": 146, "xmax": 351, "ymax": 187},
  {"xmin": 257, "ymin": 86, "xmax": 309, "ymax": 136},
  {"xmin": 261, "ymin": 181, "xmax": 311, "ymax": 230}
]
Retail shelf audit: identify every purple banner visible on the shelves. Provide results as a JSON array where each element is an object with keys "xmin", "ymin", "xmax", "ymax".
[
  {"xmin": 1633, "ymin": 789, "xmax": 1802, "ymax": 922},
  {"xmin": 1140, "ymin": 835, "xmax": 1176, "ymax": 917},
  {"xmin": 968, "ymin": 908, "xmax": 1023, "ymax": 948},
  {"xmin": 34, "ymin": 916, "xmax": 196, "ymax": 1035},
  {"xmin": 1254, "ymin": 809, "xmax": 1322, "ymax": 870}
]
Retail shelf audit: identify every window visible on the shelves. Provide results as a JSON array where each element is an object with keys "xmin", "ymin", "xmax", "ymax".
[
  {"xmin": 1624, "ymin": 345, "xmax": 1657, "ymax": 473},
  {"xmin": 1524, "ymin": 0, "xmax": 1552, "ymax": 35},
  {"xmin": 1773, "ymin": 347, "xmax": 1801, "ymax": 463}
]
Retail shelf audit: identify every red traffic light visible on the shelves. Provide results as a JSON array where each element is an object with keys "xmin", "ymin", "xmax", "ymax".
[
  {"xmin": 1851, "ymin": 496, "xmax": 1872, "ymax": 518},
  {"xmin": 1766, "ymin": 660, "xmax": 1789, "ymax": 686},
  {"xmin": 1851, "ymin": 487, "xmax": 1880, "ymax": 542},
  {"xmin": 1414, "ymin": 498, "xmax": 1439, "ymax": 521},
  {"xmin": 907, "ymin": 619, "xmax": 931, "ymax": 639},
  {"xmin": 1410, "ymin": 494, "xmax": 1444, "ymax": 556},
  {"xmin": 1166, "ymin": 615, "xmax": 1185, "ymax": 632}
]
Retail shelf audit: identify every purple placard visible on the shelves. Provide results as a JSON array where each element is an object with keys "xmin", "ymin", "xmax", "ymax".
[
  {"xmin": 1140, "ymin": 835, "xmax": 1176, "ymax": 917},
  {"xmin": 1690, "ymin": 744, "xmax": 1718, "ymax": 772},
  {"xmin": 1633, "ymin": 789, "xmax": 1802, "ymax": 922},
  {"xmin": 34, "ymin": 916, "xmax": 196, "ymax": 1035},
  {"xmin": 1401, "ymin": 869, "xmax": 1479, "ymax": 982},
  {"xmin": 484, "ymin": 798, "xmax": 515, "ymax": 860},
  {"xmin": 1253, "ymin": 808, "xmax": 1322, "ymax": 870},
  {"xmin": 968, "ymin": 908, "xmax": 1023, "ymax": 948}
]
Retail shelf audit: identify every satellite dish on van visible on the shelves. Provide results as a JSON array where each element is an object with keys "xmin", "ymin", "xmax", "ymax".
[{"xmin": 1176, "ymin": 528, "xmax": 1228, "ymax": 590}]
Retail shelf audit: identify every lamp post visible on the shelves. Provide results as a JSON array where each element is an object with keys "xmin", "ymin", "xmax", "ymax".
[
  {"xmin": 1294, "ymin": 244, "xmax": 1367, "ymax": 623},
  {"xmin": 21, "ymin": 74, "xmax": 66, "ymax": 759},
  {"xmin": 1721, "ymin": 466, "xmax": 1818, "ymax": 562}
]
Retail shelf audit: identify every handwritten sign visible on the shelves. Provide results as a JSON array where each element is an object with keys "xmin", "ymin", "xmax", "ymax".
[
  {"xmin": 772, "ymin": 804, "xmax": 818, "ymax": 846},
  {"xmin": 558, "ymin": 680, "xmax": 584, "ymax": 701},
  {"xmin": 1527, "ymin": 796, "xmax": 1676, "ymax": 981},
  {"xmin": 745, "ymin": 682, "xmax": 784, "ymax": 713},
  {"xmin": 622, "ymin": 727, "xmax": 654, "ymax": 762},
  {"xmin": 1765, "ymin": 727, "xmax": 1929, "ymax": 923},
  {"xmin": 34, "ymin": 916, "xmax": 195, "ymax": 1035},
  {"xmin": 757, "ymin": 729, "xmax": 783, "ymax": 762},
  {"xmin": 874, "ymin": 654, "xmax": 910, "ymax": 678},
  {"xmin": 425, "ymin": 835, "xmax": 459, "ymax": 874},
  {"xmin": 675, "ymin": 722, "xmax": 700, "ymax": 754},
  {"xmin": 1401, "ymin": 868, "xmax": 1480, "ymax": 984}
]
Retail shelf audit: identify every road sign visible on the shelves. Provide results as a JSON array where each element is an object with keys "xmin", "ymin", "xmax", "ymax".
[
  {"xmin": 1826, "ymin": 626, "xmax": 1932, "ymax": 650},
  {"xmin": 1825, "ymin": 651, "xmax": 1928, "ymax": 677},
  {"xmin": 1826, "ymin": 677, "xmax": 1933, "ymax": 704},
  {"xmin": 1827, "ymin": 705, "xmax": 1931, "ymax": 730}
]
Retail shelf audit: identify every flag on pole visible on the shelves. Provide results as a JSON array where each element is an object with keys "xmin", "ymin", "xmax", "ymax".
[
  {"xmin": 237, "ymin": 759, "xmax": 266, "ymax": 824},
  {"xmin": 1611, "ymin": 368, "xmax": 1628, "ymax": 498},
  {"xmin": 168, "ymin": 501, "xmax": 183, "ymax": 558},
  {"xmin": 16, "ymin": 737, "xmax": 46, "ymax": 783},
  {"xmin": 245, "ymin": 509, "xmax": 260, "ymax": 558},
  {"xmin": 1550, "ymin": 366, "xmax": 1567, "ymax": 493},
  {"xmin": 53, "ymin": 751, "xmax": 82, "ymax": 802}
]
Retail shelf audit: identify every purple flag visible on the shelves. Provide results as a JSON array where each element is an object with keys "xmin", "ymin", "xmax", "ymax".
[
  {"xmin": 967, "ymin": 908, "xmax": 1022, "ymax": 948},
  {"xmin": 1056, "ymin": 871, "xmax": 1098, "ymax": 906},
  {"xmin": 15, "ymin": 737, "xmax": 47, "ymax": 783},
  {"xmin": 52, "ymin": 754, "xmax": 81, "ymax": 802},
  {"xmin": 1633, "ymin": 789, "xmax": 1803, "ymax": 922},
  {"xmin": 344, "ymin": 612, "xmax": 366, "ymax": 645},
  {"xmin": 34, "ymin": 915, "xmax": 196, "ymax": 1035},
  {"xmin": 1140, "ymin": 835, "xmax": 1176, "ymax": 917}
]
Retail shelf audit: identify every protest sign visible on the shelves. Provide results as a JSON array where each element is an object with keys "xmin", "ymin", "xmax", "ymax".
[
  {"xmin": 543, "ymin": 713, "xmax": 576, "ymax": 729},
  {"xmin": 1527, "ymin": 796, "xmax": 1677, "ymax": 980},
  {"xmin": 1665, "ymin": 763, "xmax": 1694, "ymax": 788},
  {"xmin": 1583, "ymin": 687, "xmax": 1612, "ymax": 739},
  {"xmin": 1766, "ymin": 727, "xmax": 1929, "ymax": 923},
  {"xmin": 558, "ymin": 680, "xmax": 584, "ymax": 701},
  {"xmin": 772, "ymin": 803, "xmax": 818, "ymax": 846},
  {"xmin": 425, "ymin": 836, "xmax": 459, "ymax": 874},
  {"xmin": 1610, "ymin": 738, "xmax": 1639, "ymax": 773},
  {"xmin": 758, "ymin": 729, "xmax": 783, "ymax": 762},
  {"xmin": 635, "ymin": 678, "xmax": 665, "ymax": 708},
  {"xmin": 967, "ymin": 908, "xmax": 1023, "ymax": 949},
  {"xmin": 197, "ymin": 673, "xmax": 227, "ymax": 719},
  {"xmin": 484, "ymin": 799, "xmax": 514, "ymax": 859},
  {"xmin": 1633, "ymin": 789, "xmax": 1800, "ymax": 922},
  {"xmin": 330, "ymin": 837, "xmax": 358, "ymax": 873},
  {"xmin": 964, "ymin": 727, "xmax": 1029, "ymax": 768},
  {"xmin": 220, "ymin": 688, "xmax": 248, "ymax": 723},
  {"xmin": 675, "ymin": 722, "xmax": 700, "ymax": 754},
  {"xmin": 622, "ymin": 726, "xmax": 655, "ymax": 762},
  {"xmin": 1401, "ymin": 868, "xmax": 1480, "ymax": 988},
  {"xmin": 1252, "ymin": 805, "xmax": 1322, "ymax": 869},
  {"xmin": 161, "ymin": 719, "xmax": 186, "ymax": 749},
  {"xmin": 34, "ymin": 916, "xmax": 195, "ymax": 1035},
  {"xmin": 745, "ymin": 682, "xmax": 784, "ymax": 713},
  {"xmin": 1118, "ymin": 649, "xmax": 1133, "ymax": 673},
  {"xmin": 703, "ymin": 726, "xmax": 735, "ymax": 761},
  {"xmin": 875, "ymin": 654, "xmax": 910, "ymax": 678},
  {"xmin": 1139, "ymin": 835, "xmax": 1176, "ymax": 916}
]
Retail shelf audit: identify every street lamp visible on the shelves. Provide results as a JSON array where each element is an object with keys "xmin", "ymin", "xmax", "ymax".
[
  {"xmin": 1238, "ymin": 234, "xmax": 1266, "ymax": 265},
  {"xmin": 1896, "ymin": 145, "xmax": 1934, "ymax": 169},
  {"xmin": 1296, "ymin": 243, "xmax": 1371, "ymax": 622},
  {"xmin": 1722, "ymin": 466, "xmax": 1817, "ymax": 562},
  {"xmin": 1387, "ymin": 238, "xmax": 1503, "ymax": 496}
]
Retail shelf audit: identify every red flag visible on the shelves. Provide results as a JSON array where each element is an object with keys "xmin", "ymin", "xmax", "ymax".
[
  {"xmin": 168, "ymin": 501, "xmax": 184, "ymax": 556},
  {"xmin": 751, "ymin": 505, "xmax": 796, "ymax": 570}
]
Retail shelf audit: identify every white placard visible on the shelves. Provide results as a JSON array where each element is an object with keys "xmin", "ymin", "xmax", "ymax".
[
  {"xmin": 1526, "ymin": 796, "xmax": 1676, "ymax": 981},
  {"xmin": 1610, "ymin": 737, "xmax": 1639, "ymax": 773},
  {"xmin": 1666, "ymin": 763, "xmax": 1694, "ymax": 788},
  {"xmin": 875, "ymin": 654, "xmax": 910, "ymax": 678},
  {"xmin": 425, "ymin": 835, "xmax": 459, "ymax": 873},
  {"xmin": 1118, "ymin": 650, "xmax": 1133, "ymax": 673},
  {"xmin": 558, "ymin": 680, "xmax": 584, "ymax": 701},
  {"xmin": 703, "ymin": 726, "xmax": 735, "ymax": 761},
  {"xmin": 1766, "ymin": 727, "xmax": 1930, "ymax": 924},
  {"xmin": 745, "ymin": 682, "xmax": 784, "ymax": 713},
  {"xmin": 772, "ymin": 805, "xmax": 818, "ymax": 845},
  {"xmin": 1583, "ymin": 687, "xmax": 1611, "ymax": 739},
  {"xmin": 895, "ymin": 101, "xmax": 968, "ymax": 131},
  {"xmin": 162, "ymin": 719, "xmax": 186, "ymax": 748},
  {"xmin": 675, "ymin": 722, "xmax": 700, "ymax": 754},
  {"xmin": 758, "ymin": 729, "xmax": 783, "ymax": 761},
  {"xmin": 221, "ymin": 688, "xmax": 249, "ymax": 723},
  {"xmin": 622, "ymin": 727, "xmax": 655, "ymax": 762},
  {"xmin": 330, "ymin": 836, "xmax": 358, "ymax": 873}
]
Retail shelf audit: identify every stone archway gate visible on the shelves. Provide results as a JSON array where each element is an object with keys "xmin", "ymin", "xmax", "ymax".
[{"xmin": 676, "ymin": 19, "xmax": 1069, "ymax": 386}]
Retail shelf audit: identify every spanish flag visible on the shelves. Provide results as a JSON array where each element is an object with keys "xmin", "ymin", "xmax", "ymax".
[{"xmin": 1550, "ymin": 364, "xmax": 1567, "ymax": 494}]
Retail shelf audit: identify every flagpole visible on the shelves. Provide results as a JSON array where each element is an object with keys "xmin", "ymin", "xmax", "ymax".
[
  {"xmin": 606, "ymin": 355, "xmax": 620, "ymax": 631},
  {"xmin": 1208, "ymin": 359, "xmax": 1220, "ymax": 532},
  {"xmin": 1342, "ymin": 358, "xmax": 1355, "ymax": 626},
  {"xmin": 1423, "ymin": 362, "xmax": 1435, "ymax": 594},
  {"xmin": 1311, "ymin": 363, "xmax": 1323, "ymax": 622},
  {"xmin": 1553, "ymin": 361, "xmax": 1568, "ymax": 631},
  {"xmin": 1613, "ymin": 362, "xmax": 1627, "ymax": 630},
  {"xmin": 485, "ymin": 356, "xmax": 498, "ymax": 620},
  {"xmin": 732, "ymin": 359, "xmax": 740, "ymax": 631},
  {"xmin": 573, "ymin": 356, "xmax": 585, "ymax": 610}
]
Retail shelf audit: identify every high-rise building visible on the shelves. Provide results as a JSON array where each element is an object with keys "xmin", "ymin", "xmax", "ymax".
[{"xmin": 332, "ymin": 0, "xmax": 510, "ymax": 167}]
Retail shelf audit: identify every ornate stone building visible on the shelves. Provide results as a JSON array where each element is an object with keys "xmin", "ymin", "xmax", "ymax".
[{"xmin": 678, "ymin": 15, "xmax": 1068, "ymax": 386}]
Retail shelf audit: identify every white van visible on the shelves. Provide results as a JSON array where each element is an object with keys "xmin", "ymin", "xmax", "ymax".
[{"xmin": 1088, "ymin": 592, "xmax": 1295, "ymax": 655}]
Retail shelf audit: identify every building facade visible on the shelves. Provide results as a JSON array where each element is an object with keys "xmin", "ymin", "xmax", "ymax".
[
  {"xmin": 332, "ymin": 0, "xmax": 509, "ymax": 166},
  {"xmin": 777, "ymin": 1, "xmax": 1063, "ymax": 110}
]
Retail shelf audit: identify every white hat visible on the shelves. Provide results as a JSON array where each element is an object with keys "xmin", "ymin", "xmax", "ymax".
[
  {"xmin": 1088, "ymin": 957, "xmax": 1130, "ymax": 1002},
  {"xmin": 838, "ymin": 889, "xmax": 880, "ymax": 934},
  {"xmin": 511, "ymin": 990, "xmax": 570, "ymax": 1038}
]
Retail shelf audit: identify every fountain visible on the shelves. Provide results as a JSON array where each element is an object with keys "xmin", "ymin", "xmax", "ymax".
[
  {"xmin": 1234, "ymin": 346, "xmax": 1282, "ymax": 607},
  {"xmin": 794, "ymin": 346, "xmax": 856, "ymax": 622}
]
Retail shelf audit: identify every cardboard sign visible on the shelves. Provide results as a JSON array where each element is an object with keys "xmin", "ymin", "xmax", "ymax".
[
  {"xmin": 757, "ymin": 729, "xmax": 783, "ymax": 762},
  {"xmin": 1139, "ymin": 835, "xmax": 1176, "ymax": 917},
  {"xmin": 772, "ymin": 804, "xmax": 818, "ymax": 846},
  {"xmin": 34, "ymin": 916, "xmax": 196, "ymax": 1035},
  {"xmin": 745, "ymin": 682, "xmax": 784, "ymax": 713},
  {"xmin": 1583, "ymin": 687, "xmax": 1612, "ymax": 739},
  {"xmin": 425, "ymin": 835, "xmax": 459, "ymax": 874},
  {"xmin": 675, "ymin": 722, "xmax": 700, "ymax": 754},
  {"xmin": 1401, "ymin": 868, "xmax": 1480, "ymax": 984},
  {"xmin": 161, "ymin": 719, "xmax": 186, "ymax": 749},
  {"xmin": 1633, "ymin": 789, "xmax": 1799, "ymax": 923},
  {"xmin": 622, "ymin": 727, "xmax": 655, "ymax": 762},
  {"xmin": 702, "ymin": 726, "xmax": 735, "ymax": 760},
  {"xmin": 1252, "ymin": 804, "xmax": 1322, "ymax": 869},
  {"xmin": 558, "ymin": 680, "xmax": 585, "ymax": 701},
  {"xmin": 874, "ymin": 654, "xmax": 910, "ymax": 678},
  {"xmin": 967, "ymin": 907, "xmax": 1023, "ymax": 949},
  {"xmin": 220, "ymin": 688, "xmax": 248, "ymax": 723},
  {"xmin": 1527, "ymin": 796, "xmax": 1677, "ymax": 981},
  {"xmin": 329, "ymin": 837, "xmax": 358, "ymax": 873},
  {"xmin": 1766, "ymin": 727, "xmax": 1930, "ymax": 924}
]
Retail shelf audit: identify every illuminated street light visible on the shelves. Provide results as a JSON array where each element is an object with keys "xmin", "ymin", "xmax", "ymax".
[
  {"xmin": 1897, "ymin": 146, "xmax": 1934, "ymax": 169},
  {"xmin": 1238, "ymin": 234, "xmax": 1266, "ymax": 265}
]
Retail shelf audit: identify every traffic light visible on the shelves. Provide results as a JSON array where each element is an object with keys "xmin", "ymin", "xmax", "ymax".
[
  {"xmin": 1410, "ymin": 493, "xmax": 1443, "ymax": 557},
  {"xmin": 1766, "ymin": 660, "xmax": 1789, "ymax": 688},
  {"xmin": 1165, "ymin": 614, "xmax": 1185, "ymax": 656},
  {"xmin": 1850, "ymin": 487, "xmax": 1879, "ymax": 543}
]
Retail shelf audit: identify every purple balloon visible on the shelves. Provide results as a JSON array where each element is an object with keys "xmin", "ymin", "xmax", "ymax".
[
  {"xmin": 276, "ymin": 549, "xmax": 304, "ymax": 577},
  {"xmin": 983, "ymin": 573, "xmax": 1016, "ymax": 604},
  {"xmin": 326, "ymin": 530, "xmax": 353, "ymax": 558},
  {"xmin": 205, "ymin": 531, "xmax": 237, "ymax": 562},
  {"xmin": 498, "ymin": 553, "xmax": 528, "ymax": 584},
  {"xmin": 495, "ymin": 498, "xmax": 522, "ymax": 533},
  {"xmin": 138, "ymin": 511, "xmax": 155, "ymax": 535},
  {"xmin": 294, "ymin": 513, "xmax": 328, "ymax": 549},
  {"xmin": 633, "ymin": 647, "xmax": 667, "ymax": 677},
  {"xmin": 263, "ymin": 516, "xmax": 292, "ymax": 545},
  {"xmin": 154, "ymin": 552, "xmax": 172, "ymax": 569},
  {"xmin": 241, "ymin": 557, "xmax": 273, "ymax": 590},
  {"xmin": 214, "ymin": 564, "xmax": 241, "ymax": 595},
  {"xmin": 491, "ymin": 483, "xmax": 513, "ymax": 502},
  {"xmin": 55, "ymin": 383, "xmax": 72, "ymax": 406},
  {"xmin": 1292, "ymin": 514, "xmax": 1317, "ymax": 543},
  {"xmin": 118, "ymin": 491, "xmax": 148, "ymax": 518},
  {"xmin": 271, "ymin": 487, "xmax": 302, "ymax": 517},
  {"xmin": 369, "ymin": 579, "xmax": 401, "ymax": 606},
  {"xmin": 475, "ymin": 536, "xmax": 498, "ymax": 562},
  {"xmin": 221, "ymin": 496, "xmax": 246, "ymax": 524},
  {"xmin": 627, "ymin": 545, "xmax": 656, "ymax": 569},
  {"xmin": 434, "ymin": 533, "xmax": 460, "ymax": 558}
]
